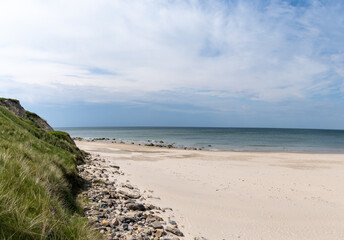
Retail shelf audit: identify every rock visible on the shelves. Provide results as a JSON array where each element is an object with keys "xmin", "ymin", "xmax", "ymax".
[
  {"xmin": 169, "ymin": 220, "xmax": 177, "ymax": 226},
  {"xmin": 166, "ymin": 226, "xmax": 184, "ymax": 237},
  {"xmin": 145, "ymin": 214, "xmax": 163, "ymax": 223},
  {"xmin": 99, "ymin": 203, "xmax": 107, "ymax": 208},
  {"xmin": 142, "ymin": 228, "xmax": 152, "ymax": 236},
  {"xmin": 102, "ymin": 220, "xmax": 110, "ymax": 227},
  {"xmin": 122, "ymin": 223, "xmax": 129, "ymax": 231},
  {"xmin": 146, "ymin": 204, "xmax": 157, "ymax": 210},
  {"xmin": 125, "ymin": 199, "xmax": 136, "ymax": 204},
  {"xmin": 110, "ymin": 165, "xmax": 120, "ymax": 169},
  {"xmin": 151, "ymin": 220, "xmax": 163, "ymax": 229},
  {"xmin": 118, "ymin": 189, "xmax": 141, "ymax": 199},
  {"xmin": 127, "ymin": 203, "xmax": 146, "ymax": 211},
  {"xmin": 122, "ymin": 183, "xmax": 134, "ymax": 189},
  {"xmin": 147, "ymin": 195, "xmax": 161, "ymax": 200},
  {"xmin": 155, "ymin": 229, "xmax": 164, "ymax": 238},
  {"xmin": 122, "ymin": 216, "xmax": 135, "ymax": 224},
  {"xmin": 109, "ymin": 192, "xmax": 118, "ymax": 199},
  {"xmin": 102, "ymin": 198, "xmax": 113, "ymax": 206},
  {"xmin": 110, "ymin": 218, "xmax": 119, "ymax": 227},
  {"xmin": 162, "ymin": 207, "xmax": 173, "ymax": 212}
]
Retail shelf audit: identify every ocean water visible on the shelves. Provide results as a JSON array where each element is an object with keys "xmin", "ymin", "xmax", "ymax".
[{"xmin": 57, "ymin": 127, "xmax": 344, "ymax": 153}]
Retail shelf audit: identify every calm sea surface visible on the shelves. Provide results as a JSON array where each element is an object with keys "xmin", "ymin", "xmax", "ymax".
[{"xmin": 57, "ymin": 127, "xmax": 344, "ymax": 153}]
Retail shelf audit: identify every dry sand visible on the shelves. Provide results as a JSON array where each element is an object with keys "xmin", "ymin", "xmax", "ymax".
[{"xmin": 76, "ymin": 141, "xmax": 344, "ymax": 240}]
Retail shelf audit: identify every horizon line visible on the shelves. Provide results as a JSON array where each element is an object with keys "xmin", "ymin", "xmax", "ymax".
[{"xmin": 55, "ymin": 126, "xmax": 344, "ymax": 131}]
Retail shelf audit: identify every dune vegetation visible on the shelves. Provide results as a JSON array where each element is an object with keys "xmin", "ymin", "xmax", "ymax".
[{"xmin": 0, "ymin": 103, "xmax": 101, "ymax": 239}]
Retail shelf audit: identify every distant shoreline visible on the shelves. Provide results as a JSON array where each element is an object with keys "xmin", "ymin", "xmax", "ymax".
[
  {"xmin": 74, "ymin": 138, "xmax": 344, "ymax": 154},
  {"xmin": 59, "ymin": 127, "xmax": 344, "ymax": 154}
]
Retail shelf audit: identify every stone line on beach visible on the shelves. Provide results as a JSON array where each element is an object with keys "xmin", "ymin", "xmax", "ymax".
[
  {"xmin": 73, "ymin": 137, "xmax": 209, "ymax": 151},
  {"xmin": 78, "ymin": 154, "xmax": 188, "ymax": 240}
]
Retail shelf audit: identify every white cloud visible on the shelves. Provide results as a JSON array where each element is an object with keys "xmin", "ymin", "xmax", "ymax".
[{"xmin": 0, "ymin": 0, "xmax": 343, "ymax": 106}]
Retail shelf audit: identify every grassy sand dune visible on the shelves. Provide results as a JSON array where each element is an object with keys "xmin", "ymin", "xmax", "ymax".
[{"xmin": 0, "ymin": 103, "xmax": 101, "ymax": 239}]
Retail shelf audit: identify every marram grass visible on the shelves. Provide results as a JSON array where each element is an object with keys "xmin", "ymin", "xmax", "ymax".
[{"xmin": 0, "ymin": 106, "xmax": 102, "ymax": 240}]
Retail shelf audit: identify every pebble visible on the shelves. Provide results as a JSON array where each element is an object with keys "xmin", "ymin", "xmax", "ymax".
[
  {"xmin": 127, "ymin": 203, "xmax": 146, "ymax": 211},
  {"xmin": 166, "ymin": 226, "xmax": 184, "ymax": 237},
  {"xmin": 118, "ymin": 189, "xmax": 141, "ymax": 199},
  {"xmin": 151, "ymin": 220, "xmax": 163, "ymax": 229}
]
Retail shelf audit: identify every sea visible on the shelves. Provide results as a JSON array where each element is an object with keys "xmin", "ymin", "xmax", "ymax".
[{"xmin": 57, "ymin": 127, "xmax": 344, "ymax": 153}]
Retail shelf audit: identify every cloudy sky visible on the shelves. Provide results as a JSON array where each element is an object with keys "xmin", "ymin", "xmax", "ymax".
[{"xmin": 1, "ymin": 0, "xmax": 344, "ymax": 129}]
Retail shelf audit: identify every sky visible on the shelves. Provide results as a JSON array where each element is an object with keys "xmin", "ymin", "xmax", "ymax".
[{"xmin": 0, "ymin": 0, "xmax": 344, "ymax": 129}]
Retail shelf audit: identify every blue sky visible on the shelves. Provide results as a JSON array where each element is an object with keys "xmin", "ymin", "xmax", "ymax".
[{"xmin": 1, "ymin": 0, "xmax": 344, "ymax": 129}]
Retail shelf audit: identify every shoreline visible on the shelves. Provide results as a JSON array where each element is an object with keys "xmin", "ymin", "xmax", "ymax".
[
  {"xmin": 76, "ymin": 141, "xmax": 344, "ymax": 239},
  {"xmin": 74, "ymin": 137, "xmax": 344, "ymax": 154}
]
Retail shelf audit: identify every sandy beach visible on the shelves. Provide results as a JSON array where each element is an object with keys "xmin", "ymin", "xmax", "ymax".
[{"xmin": 76, "ymin": 141, "xmax": 344, "ymax": 240}]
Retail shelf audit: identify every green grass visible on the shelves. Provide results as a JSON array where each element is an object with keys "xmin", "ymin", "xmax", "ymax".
[
  {"xmin": 0, "ymin": 106, "xmax": 102, "ymax": 240},
  {"xmin": 25, "ymin": 110, "xmax": 40, "ymax": 119},
  {"xmin": 0, "ymin": 98, "xmax": 20, "ymax": 103},
  {"xmin": 49, "ymin": 131, "xmax": 75, "ymax": 146}
]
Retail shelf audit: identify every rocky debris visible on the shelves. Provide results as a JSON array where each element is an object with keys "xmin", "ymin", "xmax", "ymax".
[
  {"xmin": 121, "ymin": 183, "xmax": 134, "ymax": 189},
  {"xmin": 166, "ymin": 227, "xmax": 184, "ymax": 237},
  {"xmin": 78, "ymin": 155, "xmax": 184, "ymax": 240},
  {"xmin": 118, "ymin": 189, "xmax": 141, "ymax": 199},
  {"xmin": 111, "ymin": 165, "xmax": 120, "ymax": 170},
  {"xmin": 73, "ymin": 137, "xmax": 208, "ymax": 151},
  {"xmin": 127, "ymin": 203, "xmax": 146, "ymax": 211},
  {"xmin": 150, "ymin": 220, "xmax": 163, "ymax": 229}
]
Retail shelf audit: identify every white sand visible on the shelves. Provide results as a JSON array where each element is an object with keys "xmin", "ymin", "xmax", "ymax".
[{"xmin": 76, "ymin": 141, "xmax": 344, "ymax": 240}]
